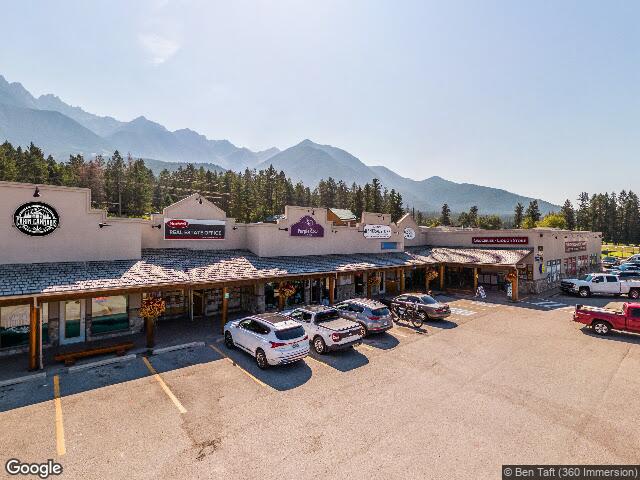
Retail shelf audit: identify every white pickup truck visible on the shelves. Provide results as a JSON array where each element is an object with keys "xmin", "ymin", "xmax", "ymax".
[
  {"xmin": 285, "ymin": 305, "xmax": 364, "ymax": 354},
  {"xmin": 560, "ymin": 273, "xmax": 640, "ymax": 299}
]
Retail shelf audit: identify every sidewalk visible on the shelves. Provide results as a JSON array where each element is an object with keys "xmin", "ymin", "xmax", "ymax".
[{"xmin": 0, "ymin": 313, "xmax": 246, "ymax": 386}]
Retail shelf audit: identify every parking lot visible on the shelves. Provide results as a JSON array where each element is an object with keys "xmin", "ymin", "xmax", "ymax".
[{"xmin": 2, "ymin": 293, "xmax": 640, "ymax": 480}]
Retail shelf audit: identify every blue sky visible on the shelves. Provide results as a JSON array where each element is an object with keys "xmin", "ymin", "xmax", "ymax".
[{"xmin": 1, "ymin": 0, "xmax": 638, "ymax": 204}]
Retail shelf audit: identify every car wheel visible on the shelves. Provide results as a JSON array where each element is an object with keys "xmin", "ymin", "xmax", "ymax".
[
  {"xmin": 313, "ymin": 336, "xmax": 327, "ymax": 354},
  {"xmin": 629, "ymin": 289, "xmax": 640, "ymax": 300},
  {"xmin": 224, "ymin": 331, "xmax": 234, "ymax": 349},
  {"xmin": 359, "ymin": 323, "xmax": 368, "ymax": 337},
  {"xmin": 579, "ymin": 287, "xmax": 590, "ymax": 298},
  {"xmin": 255, "ymin": 349, "xmax": 269, "ymax": 369},
  {"xmin": 592, "ymin": 320, "xmax": 611, "ymax": 336}
]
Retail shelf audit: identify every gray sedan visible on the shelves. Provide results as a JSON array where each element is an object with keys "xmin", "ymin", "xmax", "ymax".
[{"xmin": 390, "ymin": 293, "xmax": 451, "ymax": 320}]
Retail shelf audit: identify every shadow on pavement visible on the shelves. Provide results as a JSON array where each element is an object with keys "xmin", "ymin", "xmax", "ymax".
[
  {"xmin": 363, "ymin": 332, "xmax": 400, "ymax": 350},
  {"xmin": 579, "ymin": 326, "xmax": 640, "ymax": 345},
  {"xmin": 309, "ymin": 347, "xmax": 369, "ymax": 372},
  {"xmin": 216, "ymin": 344, "xmax": 312, "ymax": 391}
]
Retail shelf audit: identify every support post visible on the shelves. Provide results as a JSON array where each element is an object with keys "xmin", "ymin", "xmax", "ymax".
[
  {"xmin": 425, "ymin": 267, "xmax": 430, "ymax": 292},
  {"xmin": 512, "ymin": 270, "xmax": 519, "ymax": 302},
  {"xmin": 278, "ymin": 282, "xmax": 285, "ymax": 311},
  {"xmin": 221, "ymin": 286, "xmax": 229, "ymax": 331},
  {"xmin": 145, "ymin": 317, "xmax": 155, "ymax": 349},
  {"xmin": 399, "ymin": 269, "xmax": 405, "ymax": 293},
  {"xmin": 439, "ymin": 264, "xmax": 445, "ymax": 291},
  {"xmin": 188, "ymin": 288, "xmax": 194, "ymax": 321},
  {"xmin": 28, "ymin": 301, "xmax": 39, "ymax": 371},
  {"xmin": 473, "ymin": 267, "xmax": 478, "ymax": 293},
  {"xmin": 328, "ymin": 276, "xmax": 335, "ymax": 305},
  {"xmin": 366, "ymin": 272, "xmax": 372, "ymax": 298}
]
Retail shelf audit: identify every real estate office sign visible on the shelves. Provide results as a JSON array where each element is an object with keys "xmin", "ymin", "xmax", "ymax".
[{"xmin": 164, "ymin": 218, "xmax": 225, "ymax": 240}]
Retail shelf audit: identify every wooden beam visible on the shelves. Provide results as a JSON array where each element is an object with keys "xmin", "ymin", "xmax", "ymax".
[
  {"xmin": 366, "ymin": 272, "xmax": 373, "ymax": 298},
  {"xmin": 328, "ymin": 276, "xmax": 335, "ymax": 305},
  {"xmin": 425, "ymin": 267, "xmax": 430, "ymax": 293},
  {"xmin": 145, "ymin": 317, "xmax": 155, "ymax": 349},
  {"xmin": 221, "ymin": 286, "xmax": 229, "ymax": 332},
  {"xmin": 399, "ymin": 268, "xmax": 405, "ymax": 293},
  {"xmin": 473, "ymin": 267, "xmax": 478, "ymax": 293},
  {"xmin": 439, "ymin": 264, "xmax": 445, "ymax": 290},
  {"xmin": 512, "ymin": 270, "xmax": 519, "ymax": 302},
  {"xmin": 278, "ymin": 282, "xmax": 285, "ymax": 311},
  {"xmin": 28, "ymin": 303, "xmax": 39, "ymax": 371}
]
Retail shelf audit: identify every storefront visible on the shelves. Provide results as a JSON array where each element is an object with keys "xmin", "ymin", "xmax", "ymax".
[{"xmin": 0, "ymin": 181, "xmax": 602, "ymax": 371}]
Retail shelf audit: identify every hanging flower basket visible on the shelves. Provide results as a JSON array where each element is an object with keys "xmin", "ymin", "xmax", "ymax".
[
  {"xmin": 425, "ymin": 268, "xmax": 439, "ymax": 281},
  {"xmin": 140, "ymin": 297, "xmax": 166, "ymax": 320},
  {"xmin": 367, "ymin": 274, "xmax": 381, "ymax": 286},
  {"xmin": 505, "ymin": 272, "xmax": 518, "ymax": 283},
  {"xmin": 280, "ymin": 283, "xmax": 297, "ymax": 298}
]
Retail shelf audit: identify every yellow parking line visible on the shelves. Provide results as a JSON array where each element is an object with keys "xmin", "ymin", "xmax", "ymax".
[
  {"xmin": 142, "ymin": 357, "xmax": 187, "ymax": 414},
  {"xmin": 53, "ymin": 375, "xmax": 66, "ymax": 456},
  {"xmin": 209, "ymin": 345, "xmax": 269, "ymax": 388}
]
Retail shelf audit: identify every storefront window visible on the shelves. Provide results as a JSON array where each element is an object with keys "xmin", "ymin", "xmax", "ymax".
[
  {"xmin": 91, "ymin": 296, "xmax": 129, "ymax": 334},
  {"xmin": 0, "ymin": 304, "xmax": 48, "ymax": 348}
]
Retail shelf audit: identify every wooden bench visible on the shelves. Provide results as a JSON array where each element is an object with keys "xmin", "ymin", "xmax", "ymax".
[{"xmin": 54, "ymin": 342, "xmax": 135, "ymax": 366}]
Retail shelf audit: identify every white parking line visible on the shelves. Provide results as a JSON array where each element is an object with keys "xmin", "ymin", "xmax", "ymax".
[{"xmin": 449, "ymin": 307, "xmax": 476, "ymax": 316}]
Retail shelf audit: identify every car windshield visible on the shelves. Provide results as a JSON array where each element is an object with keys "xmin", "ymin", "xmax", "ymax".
[
  {"xmin": 603, "ymin": 257, "xmax": 616, "ymax": 261},
  {"xmin": 579, "ymin": 275, "xmax": 592, "ymax": 281},
  {"xmin": 315, "ymin": 310, "xmax": 340, "ymax": 323},
  {"xmin": 418, "ymin": 295, "xmax": 438, "ymax": 304},
  {"xmin": 371, "ymin": 307, "xmax": 390, "ymax": 316},
  {"xmin": 274, "ymin": 326, "xmax": 305, "ymax": 340}
]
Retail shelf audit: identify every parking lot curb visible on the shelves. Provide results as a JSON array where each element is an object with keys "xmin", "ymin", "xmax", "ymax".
[
  {"xmin": 67, "ymin": 354, "xmax": 137, "ymax": 373},
  {"xmin": 151, "ymin": 341, "xmax": 205, "ymax": 355},
  {"xmin": 0, "ymin": 371, "xmax": 47, "ymax": 387}
]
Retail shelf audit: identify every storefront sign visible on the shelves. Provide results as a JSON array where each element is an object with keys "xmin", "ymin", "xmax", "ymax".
[
  {"xmin": 363, "ymin": 224, "xmax": 392, "ymax": 239},
  {"xmin": 565, "ymin": 240, "xmax": 587, "ymax": 253},
  {"xmin": 13, "ymin": 202, "xmax": 60, "ymax": 236},
  {"xmin": 472, "ymin": 236, "xmax": 528, "ymax": 245},
  {"xmin": 403, "ymin": 227, "xmax": 416, "ymax": 240},
  {"xmin": 164, "ymin": 218, "xmax": 225, "ymax": 240},
  {"xmin": 290, "ymin": 215, "xmax": 324, "ymax": 237}
]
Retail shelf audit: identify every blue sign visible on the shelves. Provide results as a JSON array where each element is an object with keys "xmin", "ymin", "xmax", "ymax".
[{"xmin": 381, "ymin": 242, "xmax": 397, "ymax": 250}]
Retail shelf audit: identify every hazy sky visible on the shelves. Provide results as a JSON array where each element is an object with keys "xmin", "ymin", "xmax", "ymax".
[{"xmin": 1, "ymin": 0, "xmax": 638, "ymax": 204}]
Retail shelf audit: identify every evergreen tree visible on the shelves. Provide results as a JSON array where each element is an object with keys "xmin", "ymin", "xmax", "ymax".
[
  {"xmin": 560, "ymin": 200, "xmax": 576, "ymax": 230},
  {"xmin": 513, "ymin": 203, "xmax": 524, "ymax": 228},
  {"xmin": 440, "ymin": 203, "xmax": 452, "ymax": 226}
]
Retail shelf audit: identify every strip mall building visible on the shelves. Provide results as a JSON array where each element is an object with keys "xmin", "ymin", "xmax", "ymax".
[{"xmin": 0, "ymin": 181, "xmax": 601, "ymax": 370}]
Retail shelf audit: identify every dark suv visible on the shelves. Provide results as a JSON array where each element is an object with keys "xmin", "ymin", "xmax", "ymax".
[{"xmin": 390, "ymin": 293, "xmax": 451, "ymax": 320}]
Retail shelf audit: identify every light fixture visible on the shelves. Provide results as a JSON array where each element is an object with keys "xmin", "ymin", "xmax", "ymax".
[
  {"xmin": 232, "ymin": 226, "xmax": 238, "ymax": 230},
  {"xmin": 278, "ymin": 227, "xmax": 289, "ymax": 231},
  {"xmin": 33, "ymin": 186, "xmax": 40, "ymax": 198},
  {"xmin": 152, "ymin": 224, "xmax": 162, "ymax": 229},
  {"xmin": 198, "ymin": 197, "xmax": 203, "ymax": 204},
  {"xmin": 98, "ymin": 222, "xmax": 111, "ymax": 228}
]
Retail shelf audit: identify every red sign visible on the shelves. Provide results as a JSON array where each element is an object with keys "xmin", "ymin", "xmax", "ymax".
[
  {"xmin": 472, "ymin": 236, "xmax": 529, "ymax": 245},
  {"xmin": 167, "ymin": 219, "xmax": 189, "ymax": 229}
]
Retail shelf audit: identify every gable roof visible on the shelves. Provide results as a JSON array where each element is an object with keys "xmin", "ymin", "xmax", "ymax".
[{"xmin": 328, "ymin": 208, "xmax": 357, "ymax": 221}]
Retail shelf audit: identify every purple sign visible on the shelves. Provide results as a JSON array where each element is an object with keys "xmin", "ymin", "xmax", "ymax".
[{"xmin": 290, "ymin": 215, "xmax": 324, "ymax": 237}]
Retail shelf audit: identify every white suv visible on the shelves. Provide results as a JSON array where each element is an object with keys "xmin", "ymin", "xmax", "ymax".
[{"xmin": 224, "ymin": 313, "xmax": 309, "ymax": 369}]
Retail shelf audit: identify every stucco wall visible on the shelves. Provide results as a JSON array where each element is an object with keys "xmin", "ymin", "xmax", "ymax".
[
  {"xmin": 141, "ymin": 194, "xmax": 248, "ymax": 250},
  {"xmin": 0, "ymin": 181, "xmax": 142, "ymax": 264},
  {"xmin": 245, "ymin": 206, "xmax": 405, "ymax": 257}
]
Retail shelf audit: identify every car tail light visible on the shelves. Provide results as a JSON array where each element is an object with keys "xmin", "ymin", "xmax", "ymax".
[
  {"xmin": 368, "ymin": 316, "xmax": 380, "ymax": 321},
  {"xmin": 269, "ymin": 341, "xmax": 286, "ymax": 348},
  {"xmin": 302, "ymin": 335, "xmax": 308, "ymax": 341},
  {"xmin": 331, "ymin": 333, "xmax": 340, "ymax": 342}
]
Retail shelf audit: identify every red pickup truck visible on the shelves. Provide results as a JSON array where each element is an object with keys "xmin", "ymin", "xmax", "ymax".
[{"xmin": 573, "ymin": 302, "xmax": 640, "ymax": 335}]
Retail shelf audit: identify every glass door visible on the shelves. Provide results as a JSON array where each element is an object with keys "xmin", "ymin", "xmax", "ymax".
[{"xmin": 59, "ymin": 300, "xmax": 86, "ymax": 344}]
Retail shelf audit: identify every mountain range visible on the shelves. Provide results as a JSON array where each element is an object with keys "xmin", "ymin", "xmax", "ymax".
[{"xmin": 0, "ymin": 74, "xmax": 559, "ymax": 214}]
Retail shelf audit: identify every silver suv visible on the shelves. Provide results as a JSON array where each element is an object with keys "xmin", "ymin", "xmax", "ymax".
[{"xmin": 334, "ymin": 298, "xmax": 393, "ymax": 335}]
